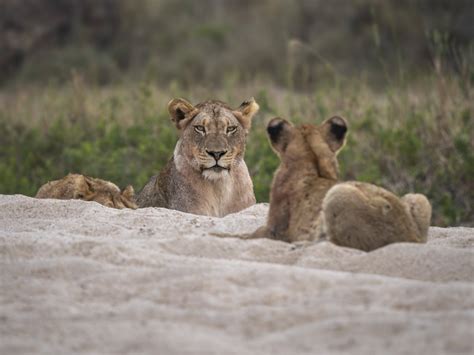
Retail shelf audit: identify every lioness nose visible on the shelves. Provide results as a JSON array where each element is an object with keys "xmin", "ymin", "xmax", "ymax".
[{"xmin": 206, "ymin": 150, "xmax": 227, "ymax": 160}]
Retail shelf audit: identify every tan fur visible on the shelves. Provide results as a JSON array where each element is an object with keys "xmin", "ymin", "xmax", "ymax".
[
  {"xmin": 135, "ymin": 98, "xmax": 259, "ymax": 217},
  {"xmin": 238, "ymin": 116, "xmax": 431, "ymax": 251},
  {"xmin": 36, "ymin": 173, "xmax": 137, "ymax": 209}
]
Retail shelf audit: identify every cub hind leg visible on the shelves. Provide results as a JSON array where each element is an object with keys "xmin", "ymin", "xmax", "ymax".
[
  {"xmin": 400, "ymin": 193, "xmax": 431, "ymax": 243},
  {"xmin": 321, "ymin": 182, "xmax": 429, "ymax": 251}
]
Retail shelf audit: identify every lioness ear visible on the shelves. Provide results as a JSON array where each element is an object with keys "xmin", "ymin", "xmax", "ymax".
[
  {"xmin": 234, "ymin": 97, "xmax": 259, "ymax": 131},
  {"xmin": 168, "ymin": 98, "xmax": 198, "ymax": 130},
  {"xmin": 121, "ymin": 185, "xmax": 135, "ymax": 200},
  {"xmin": 321, "ymin": 116, "xmax": 348, "ymax": 153},
  {"xmin": 266, "ymin": 117, "xmax": 293, "ymax": 156}
]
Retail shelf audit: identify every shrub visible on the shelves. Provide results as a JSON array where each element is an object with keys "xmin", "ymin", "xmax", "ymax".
[{"xmin": 0, "ymin": 78, "xmax": 472, "ymax": 226}]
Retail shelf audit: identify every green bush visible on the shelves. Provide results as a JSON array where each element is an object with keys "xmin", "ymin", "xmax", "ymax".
[
  {"xmin": 17, "ymin": 46, "xmax": 121, "ymax": 86},
  {"xmin": 0, "ymin": 78, "xmax": 472, "ymax": 227}
]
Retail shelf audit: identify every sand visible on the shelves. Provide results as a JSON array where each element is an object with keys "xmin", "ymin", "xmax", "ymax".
[{"xmin": 1, "ymin": 194, "xmax": 473, "ymax": 354}]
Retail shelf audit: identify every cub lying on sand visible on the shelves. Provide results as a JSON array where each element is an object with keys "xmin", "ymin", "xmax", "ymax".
[
  {"xmin": 136, "ymin": 98, "xmax": 259, "ymax": 217},
  {"xmin": 36, "ymin": 173, "xmax": 137, "ymax": 209},
  {"xmin": 233, "ymin": 116, "xmax": 431, "ymax": 251}
]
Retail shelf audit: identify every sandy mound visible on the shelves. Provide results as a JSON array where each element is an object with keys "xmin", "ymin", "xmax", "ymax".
[{"xmin": 1, "ymin": 195, "xmax": 473, "ymax": 354}]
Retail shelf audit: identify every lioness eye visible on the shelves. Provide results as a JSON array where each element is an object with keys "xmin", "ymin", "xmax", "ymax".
[
  {"xmin": 227, "ymin": 126, "xmax": 237, "ymax": 134},
  {"xmin": 194, "ymin": 125, "xmax": 205, "ymax": 134}
]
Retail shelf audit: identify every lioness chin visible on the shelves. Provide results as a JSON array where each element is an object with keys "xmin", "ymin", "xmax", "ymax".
[{"xmin": 135, "ymin": 98, "xmax": 259, "ymax": 217}]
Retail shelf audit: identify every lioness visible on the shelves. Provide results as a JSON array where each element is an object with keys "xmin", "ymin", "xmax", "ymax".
[
  {"xmin": 36, "ymin": 173, "xmax": 137, "ymax": 209},
  {"xmin": 232, "ymin": 116, "xmax": 431, "ymax": 251},
  {"xmin": 135, "ymin": 98, "xmax": 259, "ymax": 216}
]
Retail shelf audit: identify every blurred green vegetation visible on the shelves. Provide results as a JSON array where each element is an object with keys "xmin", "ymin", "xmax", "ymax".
[
  {"xmin": 0, "ymin": 0, "xmax": 473, "ymax": 226},
  {"xmin": 0, "ymin": 72, "xmax": 472, "ymax": 226}
]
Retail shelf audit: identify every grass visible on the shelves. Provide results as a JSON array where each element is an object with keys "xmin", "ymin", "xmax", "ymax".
[{"xmin": 0, "ymin": 74, "xmax": 472, "ymax": 226}]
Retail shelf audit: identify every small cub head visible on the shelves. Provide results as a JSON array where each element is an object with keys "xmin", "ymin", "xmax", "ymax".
[
  {"xmin": 168, "ymin": 98, "xmax": 259, "ymax": 180},
  {"xmin": 266, "ymin": 116, "xmax": 348, "ymax": 179},
  {"xmin": 82, "ymin": 177, "xmax": 137, "ymax": 209},
  {"xmin": 36, "ymin": 174, "xmax": 137, "ymax": 209}
]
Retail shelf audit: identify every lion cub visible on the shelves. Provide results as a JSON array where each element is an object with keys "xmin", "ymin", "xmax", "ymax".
[
  {"xmin": 36, "ymin": 173, "xmax": 137, "ymax": 209},
  {"xmin": 247, "ymin": 116, "xmax": 431, "ymax": 251}
]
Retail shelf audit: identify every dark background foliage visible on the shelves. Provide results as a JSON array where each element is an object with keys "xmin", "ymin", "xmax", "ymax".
[
  {"xmin": 0, "ymin": 0, "xmax": 473, "ymax": 225},
  {"xmin": 2, "ymin": 0, "xmax": 473, "ymax": 86}
]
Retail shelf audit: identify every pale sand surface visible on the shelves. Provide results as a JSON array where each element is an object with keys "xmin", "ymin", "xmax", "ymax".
[{"xmin": 1, "ymin": 194, "xmax": 473, "ymax": 354}]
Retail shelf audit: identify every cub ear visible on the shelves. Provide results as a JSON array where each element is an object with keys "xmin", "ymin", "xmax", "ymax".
[
  {"xmin": 321, "ymin": 116, "xmax": 348, "ymax": 153},
  {"xmin": 266, "ymin": 117, "xmax": 293, "ymax": 156},
  {"xmin": 75, "ymin": 175, "xmax": 95, "ymax": 200},
  {"xmin": 121, "ymin": 185, "xmax": 135, "ymax": 200},
  {"xmin": 121, "ymin": 185, "xmax": 138, "ymax": 209},
  {"xmin": 234, "ymin": 97, "xmax": 259, "ymax": 131},
  {"xmin": 168, "ymin": 98, "xmax": 198, "ymax": 130},
  {"xmin": 83, "ymin": 176, "xmax": 95, "ymax": 193}
]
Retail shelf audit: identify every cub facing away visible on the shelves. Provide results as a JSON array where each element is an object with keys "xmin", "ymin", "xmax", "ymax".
[
  {"xmin": 135, "ymin": 98, "xmax": 259, "ymax": 217},
  {"xmin": 248, "ymin": 116, "xmax": 431, "ymax": 251},
  {"xmin": 36, "ymin": 173, "xmax": 137, "ymax": 209}
]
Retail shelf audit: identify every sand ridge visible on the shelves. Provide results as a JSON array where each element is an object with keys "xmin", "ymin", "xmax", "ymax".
[{"xmin": 1, "ymin": 195, "xmax": 473, "ymax": 354}]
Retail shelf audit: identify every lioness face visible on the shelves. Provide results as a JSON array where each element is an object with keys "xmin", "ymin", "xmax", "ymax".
[
  {"xmin": 168, "ymin": 98, "xmax": 259, "ymax": 180},
  {"xmin": 266, "ymin": 116, "xmax": 347, "ymax": 179}
]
